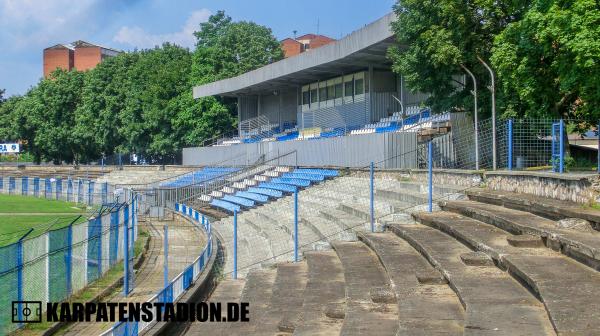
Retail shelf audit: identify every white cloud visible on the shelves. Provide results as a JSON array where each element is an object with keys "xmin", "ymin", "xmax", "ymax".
[
  {"xmin": 0, "ymin": 0, "xmax": 99, "ymax": 49},
  {"xmin": 113, "ymin": 9, "xmax": 211, "ymax": 49}
]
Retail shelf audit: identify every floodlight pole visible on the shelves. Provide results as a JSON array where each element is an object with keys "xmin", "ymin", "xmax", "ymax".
[
  {"xmin": 461, "ymin": 64, "xmax": 479, "ymax": 170},
  {"xmin": 478, "ymin": 56, "xmax": 497, "ymax": 170}
]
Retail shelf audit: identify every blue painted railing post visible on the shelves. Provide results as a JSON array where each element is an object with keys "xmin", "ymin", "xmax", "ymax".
[
  {"xmin": 124, "ymin": 215, "xmax": 130, "ymax": 297},
  {"xmin": 233, "ymin": 210, "xmax": 238, "ymax": 279},
  {"xmin": 16, "ymin": 228, "xmax": 34, "ymax": 325},
  {"xmin": 163, "ymin": 225, "xmax": 169, "ymax": 288},
  {"xmin": 507, "ymin": 119, "xmax": 513, "ymax": 171},
  {"xmin": 294, "ymin": 189, "xmax": 299, "ymax": 262},
  {"xmin": 370, "ymin": 161, "xmax": 374, "ymax": 233},
  {"xmin": 597, "ymin": 120, "xmax": 600, "ymax": 174},
  {"xmin": 559, "ymin": 119, "xmax": 565, "ymax": 173},
  {"xmin": 428, "ymin": 141, "xmax": 433, "ymax": 213}
]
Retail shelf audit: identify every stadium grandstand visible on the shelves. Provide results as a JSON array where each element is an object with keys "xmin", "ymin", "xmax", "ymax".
[{"xmin": 184, "ymin": 12, "xmax": 445, "ymax": 168}]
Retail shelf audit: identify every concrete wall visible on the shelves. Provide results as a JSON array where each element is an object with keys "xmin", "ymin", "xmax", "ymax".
[{"xmin": 183, "ymin": 131, "xmax": 418, "ymax": 168}]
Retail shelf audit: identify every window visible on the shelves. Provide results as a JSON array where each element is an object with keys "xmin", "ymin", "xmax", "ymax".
[
  {"xmin": 344, "ymin": 80, "xmax": 354, "ymax": 97},
  {"xmin": 335, "ymin": 83, "xmax": 343, "ymax": 99},
  {"xmin": 302, "ymin": 91, "xmax": 310, "ymax": 105},
  {"xmin": 310, "ymin": 89, "xmax": 318, "ymax": 104},
  {"xmin": 355, "ymin": 78, "xmax": 364, "ymax": 95},
  {"xmin": 319, "ymin": 87, "xmax": 327, "ymax": 102},
  {"xmin": 327, "ymin": 84, "xmax": 335, "ymax": 100}
]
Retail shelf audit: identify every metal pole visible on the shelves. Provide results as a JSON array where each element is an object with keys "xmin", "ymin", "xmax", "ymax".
[
  {"xmin": 233, "ymin": 210, "xmax": 238, "ymax": 279},
  {"xmin": 163, "ymin": 225, "xmax": 168, "ymax": 288},
  {"xmin": 478, "ymin": 56, "xmax": 496, "ymax": 170},
  {"xmin": 428, "ymin": 141, "xmax": 433, "ymax": 212},
  {"xmin": 508, "ymin": 119, "xmax": 513, "ymax": 171},
  {"xmin": 124, "ymin": 215, "xmax": 130, "ymax": 297},
  {"xmin": 559, "ymin": 119, "xmax": 565, "ymax": 173},
  {"xmin": 598, "ymin": 120, "xmax": 600, "ymax": 174},
  {"xmin": 370, "ymin": 161, "xmax": 374, "ymax": 232},
  {"xmin": 461, "ymin": 64, "xmax": 479, "ymax": 170},
  {"xmin": 16, "ymin": 228, "xmax": 34, "ymax": 325},
  {"xmin": 294, "ymin": 189, "xmax": 299, "ymax": 262}
]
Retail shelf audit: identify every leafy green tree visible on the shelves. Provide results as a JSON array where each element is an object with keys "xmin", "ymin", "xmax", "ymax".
[
  {"xmin": 388, "ymin": 0, "xmax": 530, "ymax": 114},
  {"xmin": 192, "ymin": 10, "xmax": 284, "ymax": 85},
  {"xmin": 0, "ymin": 89, "xmax": 5, "ymax": 105},
  {"xmin": 491, "ymin": 0, "xmax": 600, "ymax": 120}
]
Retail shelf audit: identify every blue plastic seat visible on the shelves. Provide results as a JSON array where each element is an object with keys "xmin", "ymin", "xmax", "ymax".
[
  {"xmin": 293, "ymin": 169, "xmax": 339, "ymax": 177},
  {"xmin": 235, "ymin": 191, "xmax": 268, "ymax": 203},
  {"xmin": 281, "ymin": 172, "xmax": 325, "ymax": 182},
  {"xmin": 247, "ymin": 187, "xmax": 283, "ymax": 198},
  {"xmin": 270, "ymin": 178, "xmax": 311, "ymax": 187},
  {"xmin": 222, "ymin": 195, "xmax": 255, "ymax": 208},
  {"xmin": 210, "ymin": 199, "xmax": 241, "ymax": 213},
  {"xmin": 258, "ymin": 182, "xmax": 297, "ymax": 193}
]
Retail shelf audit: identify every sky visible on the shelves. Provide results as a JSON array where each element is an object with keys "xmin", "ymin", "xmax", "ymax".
[{"xmin": 0, "ymin": 0, "xmax": 396, "ymax": 97}]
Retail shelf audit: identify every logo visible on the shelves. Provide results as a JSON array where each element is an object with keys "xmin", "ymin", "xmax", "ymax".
[{"xmin": 12, "ymin": 301, "xmax": 42, "ymax": 323}]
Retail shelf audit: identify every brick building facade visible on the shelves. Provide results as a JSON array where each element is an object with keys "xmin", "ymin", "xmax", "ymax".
[
  {"xmin": 43, "ymin": 40, "xmax": 121, "ymax": 77},
  {"xmin": 281, "ymin": 34, "xmax": 335, "ymax": 58}
]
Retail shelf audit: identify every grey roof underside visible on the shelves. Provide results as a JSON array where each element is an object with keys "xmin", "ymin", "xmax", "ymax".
[{"xmin": 193, "ymin": 12, "xmax": 398, "ymax": 98}]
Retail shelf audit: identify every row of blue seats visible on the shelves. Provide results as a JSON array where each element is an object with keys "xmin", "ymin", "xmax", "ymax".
[
  {"xmin": 162, "ymin": 167, "xmax": 240, "ymax": 187},
  {"xmin": 209, "ymin": 168, "xmax": 339, "ymax": 213}
]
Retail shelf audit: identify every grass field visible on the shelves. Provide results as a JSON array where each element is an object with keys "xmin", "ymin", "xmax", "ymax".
[{"xmin": 0, "ymin": 194, "xmax": 89, "ymax": 246}]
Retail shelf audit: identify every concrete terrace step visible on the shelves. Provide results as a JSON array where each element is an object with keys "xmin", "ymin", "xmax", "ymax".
[
  {"xmin": 184, "ymin": 279, "xmax": 246, "ymax": 336},
  {"xmin": 441, "ymin": 200, "xmax": 600, "ymax": 271},
  {"xmin": 387, "ymin": 223, "xmax": 556, "ymax": 335},
  {"xmin": 254, "ymin": 262, "xmax": 309, "ymax": 334},
  {"xmin": 228, "ymin": 268, "xmax": 277, "ymax": 334},
  {"xmin": 331, "ymin": 241, "xmax": 399, "ymax": 335},
  {"xmin": 293, "ymin": 251, "xmax": 346, "ymax": 336},
  {"xmin": 414, "ymin": 211, "xmax": 600, "ymax": 335},
  {"xmin": 357, "ymin": 231, "xmax": 465, "ymax": 335},
  {"xmin": 466, "ymin": 188, "xmax": 600, "ymax": 227}
]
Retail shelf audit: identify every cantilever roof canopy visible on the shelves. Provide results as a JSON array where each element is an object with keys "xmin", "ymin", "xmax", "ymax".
[{"xmin": 193, "ymin": 12, "xmax": 397, "ymax": 98}]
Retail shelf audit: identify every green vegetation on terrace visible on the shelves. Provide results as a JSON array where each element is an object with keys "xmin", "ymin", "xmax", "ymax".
[{"xmin": 0, "ymin": 194, "xmax": 88, "ymax": 246}]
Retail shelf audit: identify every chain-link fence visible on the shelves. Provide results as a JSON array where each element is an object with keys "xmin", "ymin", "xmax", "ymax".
[{"xmin": 0, "ymin": 178, "xmax": 137, "ymax": 334}]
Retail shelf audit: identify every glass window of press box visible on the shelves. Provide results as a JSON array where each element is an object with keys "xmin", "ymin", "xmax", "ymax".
[{"xmin": 300, "ymin": 71, "xmax": 367, "ymax": 111}]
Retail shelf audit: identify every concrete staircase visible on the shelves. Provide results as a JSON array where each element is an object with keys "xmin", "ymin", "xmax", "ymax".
[{"xmin": 186, "ymin": 175, "xmax": 600, "ymax": 335}]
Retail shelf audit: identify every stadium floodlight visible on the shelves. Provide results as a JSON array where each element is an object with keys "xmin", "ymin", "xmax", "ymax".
[
  {"xmin": 478, "ymin": 56, "xmax": 497, "ymax": 170},
  {"xmin": 460, "ymin": 64, "xmax": 479, "ymax": 170}
]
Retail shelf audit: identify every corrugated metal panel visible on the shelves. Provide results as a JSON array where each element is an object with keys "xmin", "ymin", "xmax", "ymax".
[{"xmin": 183, "ymin": 131, "xmax": 419, "ymax": 168}]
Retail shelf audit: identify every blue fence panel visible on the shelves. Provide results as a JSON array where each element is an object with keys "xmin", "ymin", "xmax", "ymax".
[
  {"xmin": 45, "ymin": 178, "xmax": 52, "ymax": 199},
  {"xmin": 113, "ymin": 321, "xmax": 139, "ymax": 336},
  {"xmin": 183, "ymin": 265, "xmax": 194, "ymax": 289},
  {"xmin": 67, "ymin": 179, "xmax": 73, "ymax": 202},
  {"xmin": 88, "ymin": 181, "xmax": 95, "ymax": 205},
  {"xmin": 109, "ymin": 208, "xmax": 120, "ymax": 266},
  {"xmin": 21, "ymin": 177, "xmax": 29, "ymax": 195},
  {"xmin": 87, "ymin": 217, "xmax": 103, "ymax": 282},
  {"xmin": 56, "ymin": 178, "xmax": 63, "ymax": 200},
  {"xmin": 0, "ymin": 176, "xmax": 3, "ymax": 190},
  {"xmin": 77, "ymin": 180, "xmax": 83, "ymax": 203},
  {"xmin": 48, "ymin": 226, "xmax": 72, "ymax": 302},
  {"xmin": 8, "ymin": 177, "xmax": 15, "ymax": 195},
  {"xmin": 33, "ymin": 177, "xmax": 40, "ymax": 197}
]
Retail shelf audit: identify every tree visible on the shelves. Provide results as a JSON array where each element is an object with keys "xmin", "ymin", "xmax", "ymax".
[
  {"xmin": 491, "ymin": 0, "xmax": 600, "ymax": 120},
  {"xmin": 388, "ymin": 0, "xmax": 530, "ymax": 114},
  {"xmin": 192, "ymin": 10, "xmax": 284, "ymax": 85},
  {"xmin": 0, "ymin": 89, "xmax": 5, "ymax": 106}
]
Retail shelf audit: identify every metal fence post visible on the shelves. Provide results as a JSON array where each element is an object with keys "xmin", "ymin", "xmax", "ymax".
[
  {"xmin": 294, "ymin": 189, "xmax": 299, "ymax": 262},
  {"xmin": 164, "ymin": 225, "xmax": 169, "ymax": 288},
  {"xmin": 233, "ymin": 210, "xmax": 238, "ymax": 279},
  {"xmin": 598, "ymin": 120, "xmax": 600, "ymax": 174},
  {"xmin": 66, "ymin": 223, "xmax": 73, "ymax": 296},
  {"xmin": 428, "ymin": 141, "xmax": 433, "ymax": 213},
  {"xmin": 559, "ymin": 119, "xmax": 565, "ymax": 173},
  {"xmin": 17, "ymin": 228, "xmax": 34, "ymax": 325},
  {"xmin": 370, "ymin": 161, "xmax": 375, "ymax": 232},
  {"xmin": 124, "ymin": 215, "xmax": 130, "ymax": 297},
  {"xmin": 507, "ymin": 119, "xmax": 513, "ymax": 171}
]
